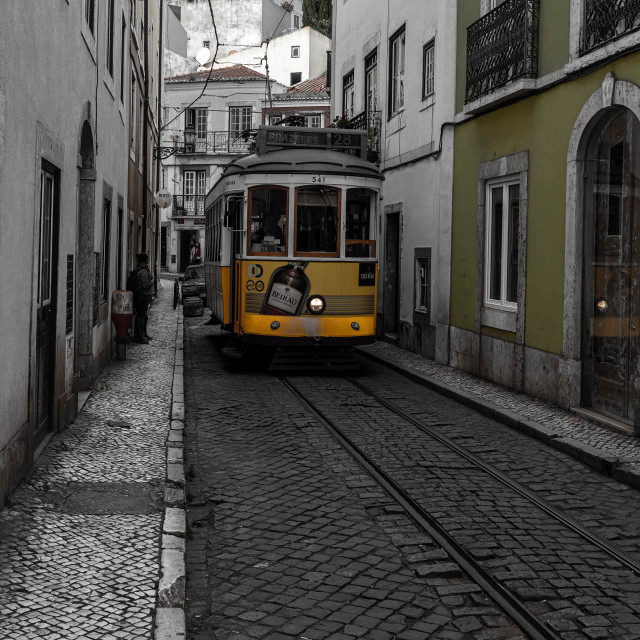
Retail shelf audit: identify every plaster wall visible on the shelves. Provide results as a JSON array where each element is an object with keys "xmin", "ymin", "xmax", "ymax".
[
  {"xmin": 332, "ymin": 0, "xmax": 457, "ymax": 363},
  {"xmin": 217, "ymin": 27, "xmax": 330, "ymax": 88},
  {"xmin": 0, "ymin": 0, "xmax": 133, "ymax": 503}
]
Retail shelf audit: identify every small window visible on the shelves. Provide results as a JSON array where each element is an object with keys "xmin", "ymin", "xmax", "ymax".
[
  {"xmin": 342, "ymin": 70, "xmax": 355, "ymax": 119},
  {"xmin": 293, "ymin": 14, "xmax": 301, "ymax": 29},
  {"xmin": 485, "ymin": 179, "xmax": 520, "ymax": 309},
  {"xmin": 229, "ymin": 106, "xmax": 252, "ymax": 134},
  {"xmin": 291, "ymin": 45, "xmax": 300, "ymax": 58},
  {"xmin": 422, "ymin": 40, "xmax": 435, "ymax": 100},
  {"xmin": 304, "ymin": 114, "xmax": 322, "ymax": 128},
  {"xmin": 295, "ymin": 186, "xmax": 340, "ymax": 256},
  {"xmin": 389, "ymin": 26, "xmax": 405, "ymax": 116},
  {"xmin": 290, "ymin": 72, "xmax": 302, "ymax": 85},
  {"xmin": 415, "ymin": 250, "xmax": 431, "ymax": 314},
  {"xmin": 249, "ymin": 187, "xmax": 288, "ymax": 255},
  {"xmin": 84, "ymin": 0, "xmax": 96, "ymax": 34}
]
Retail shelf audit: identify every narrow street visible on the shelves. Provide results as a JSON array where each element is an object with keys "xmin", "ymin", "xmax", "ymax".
[{"xmin": 182, "ymin": 315, "xmax": 640, "ymax": 640}]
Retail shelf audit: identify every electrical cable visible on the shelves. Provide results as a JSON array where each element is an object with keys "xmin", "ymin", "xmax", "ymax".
[{"xmin": 161, "ymin": 0, "xmax": 220, "ymax": 132}]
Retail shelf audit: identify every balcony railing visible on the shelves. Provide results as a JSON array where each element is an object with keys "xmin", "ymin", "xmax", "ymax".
[
  {"xmin": 344, "ymin": 110, "xmax": 381, "ymax": 164},
  {"xmin": 173, "ymin": 195, "xmax": 205, "ymax": 216},
  {"xmin": 166, "ymin": 131, "xmax": 251, "ymax": 156},
  {"xmin": 582, "ymin": 0, "xmax": 640, "ymax": 55},
  {"xmin": 465, "ymin": 0, "xmax": 540, "ymax": 103}
]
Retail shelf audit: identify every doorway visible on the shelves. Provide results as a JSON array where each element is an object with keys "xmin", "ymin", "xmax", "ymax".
[
  {"xmin": 35, "ymin": 164, "xmax": 59, "ymax": 446},
  {"xmin": 383, "ymin": 212, "xmax": 400, "ymax": 337},
  {"xmin": 583, "ymin": 108, "xmax": 640, "ymax": 423}
]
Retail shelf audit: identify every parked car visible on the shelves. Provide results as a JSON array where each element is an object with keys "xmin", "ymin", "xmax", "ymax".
[{"xmin": 179, "ymin": 263, "xmax": 206, "ymax": 305}]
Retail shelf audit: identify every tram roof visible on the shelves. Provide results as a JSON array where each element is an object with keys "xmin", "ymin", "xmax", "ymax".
[{"xmin": 221, "ymin": 148, "xmax": 384, "ymax": 181}]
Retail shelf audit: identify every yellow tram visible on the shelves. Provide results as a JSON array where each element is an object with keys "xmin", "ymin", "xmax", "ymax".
[{"xmin": 204, "ymin": 125, "xmax": 383, "ymax": 365}]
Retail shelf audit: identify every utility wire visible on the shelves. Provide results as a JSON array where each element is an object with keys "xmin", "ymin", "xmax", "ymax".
[
  {"xmin": 263, "ymin": 3, "xmax": 293, "ymax": 121},
  {"xmin": 161, "ymin": 0, "xmax": 219, "ymax": 131}
]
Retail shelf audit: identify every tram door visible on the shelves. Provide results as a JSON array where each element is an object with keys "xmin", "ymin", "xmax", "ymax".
[
  {"xmin": 383, "ymin": 212, "xmax": 400, "ymax": 337},
  {"xmin": 584, "ymin": 109, "xmax": 640, "ymax": 423}
]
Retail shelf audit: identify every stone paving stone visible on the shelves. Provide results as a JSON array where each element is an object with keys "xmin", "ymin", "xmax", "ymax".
[{"xmin": 0, "ymin": 279, "xmax": 179, "ymax": 639}]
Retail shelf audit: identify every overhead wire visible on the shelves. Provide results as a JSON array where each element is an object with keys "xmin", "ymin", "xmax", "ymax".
[{"xmin": 160, "ymin": 0, "xmax": 219, "ymax": 132}]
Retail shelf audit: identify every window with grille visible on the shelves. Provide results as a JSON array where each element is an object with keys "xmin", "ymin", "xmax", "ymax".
[{"xmin": 415, "ymin": 249, "xmax": 431, "ymax": 314}]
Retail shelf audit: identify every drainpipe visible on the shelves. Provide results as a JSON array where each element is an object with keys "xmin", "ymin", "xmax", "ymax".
[
  {"xmin": 142, "ymin": 0, "xmax": 150, "ymax": 254},
  {"xmin": 154, "ymin": 0, "xmax": 165, "ymax": 292}
]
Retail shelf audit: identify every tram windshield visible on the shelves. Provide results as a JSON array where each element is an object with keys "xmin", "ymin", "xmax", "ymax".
[
  {"xmin": 295, "ymin": 186, "xmax": 339, "ymax": 255},
  {"xmin": 249, "ymin": 186, "xmax": 288, "ymax": 254}
]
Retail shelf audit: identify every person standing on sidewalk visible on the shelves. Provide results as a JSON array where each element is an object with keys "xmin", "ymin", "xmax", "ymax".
[{"xmin": 133, "ymin": 252, "xmax": 154, "ymax": 344}]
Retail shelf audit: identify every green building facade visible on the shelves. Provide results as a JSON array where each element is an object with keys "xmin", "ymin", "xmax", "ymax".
[{"xmin": 450, "ymin": 0, "xmax": 640, "ymax": 429}]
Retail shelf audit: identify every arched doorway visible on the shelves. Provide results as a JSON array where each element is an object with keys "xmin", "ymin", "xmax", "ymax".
[
  {"xmin": 76, "ymin": 119, "xmax": 96, "ymax": 389},
  {"xmin": 582, "ymin": 107, "xmax": 640, "ymax": 423}
]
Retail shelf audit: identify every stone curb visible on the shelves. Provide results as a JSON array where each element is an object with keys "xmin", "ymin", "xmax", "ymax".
[
  {"xmin": 155, "ymin": 315, "xmax": 187, "ymax": 640},
  {"xmin": 357, "ymin": 348, "xmax": 640, "ymax": 491}
]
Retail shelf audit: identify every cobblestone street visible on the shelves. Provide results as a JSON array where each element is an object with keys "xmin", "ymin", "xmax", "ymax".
[
  {"xmin": 0, "ymin": 279, "xmax": 182, "ymax": 640},
  {"xmin": 183, "ymin": 316, "xmax": 640, "ymax": 640}
]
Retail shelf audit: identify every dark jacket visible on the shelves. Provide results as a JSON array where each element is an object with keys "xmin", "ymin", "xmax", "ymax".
[{"xmin": 136, "ymin": 263, "xmax": 154, "ymax": 297}]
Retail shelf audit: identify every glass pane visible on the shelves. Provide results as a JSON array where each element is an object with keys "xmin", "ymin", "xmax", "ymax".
[
  {"xmin": 296, "ymin": 186, "xmax": 339, "ymax": 254},
  {"xmin": 506, "ymin": 184, "xmax": 519, "ymax": 303},
  {"xmin": 346, "ymin": 188, "xmax": 373, "ymax": 258},
  {"xmin": 249, "ymin": 187, "xmax": 287, "ymax": 253},
  {"xmin": 489, "ymin": 186, "xmax": 503, "ymax": 301}
]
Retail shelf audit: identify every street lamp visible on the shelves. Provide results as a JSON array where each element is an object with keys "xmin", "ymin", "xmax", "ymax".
[{"xmin": 156, "ymin": 125, "xmax": 197, "ymax": 159}]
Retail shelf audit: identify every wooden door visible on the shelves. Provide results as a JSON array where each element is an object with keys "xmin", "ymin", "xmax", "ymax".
[{"xmin": 586, "ymin": 109, "xmax": 640, "ymax": 422}]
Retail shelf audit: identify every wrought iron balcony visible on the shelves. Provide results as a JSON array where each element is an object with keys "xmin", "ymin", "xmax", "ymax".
[
  {"xmin": 582, "ymin": 0, "xmax": 640, "ymax": 55},
  {"xmin": 161, "ymin": 131, "xmax": 252, "ymax": 157},
  {"xmin": 343, "ymin": 110, "xmax": 382, "ymax": 164},
  {"xmin": 465, "ymin": 0, "xmax": 540, "ymax": 103},
  {"xmin": 172, "ymin": 195, "xmax": 205, "ymax": 216}
]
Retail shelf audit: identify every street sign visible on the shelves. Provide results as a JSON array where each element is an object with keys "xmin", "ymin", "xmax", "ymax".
[{"xmin": 155, "ymin": 189, "xmax": 172, "ymax": 208}]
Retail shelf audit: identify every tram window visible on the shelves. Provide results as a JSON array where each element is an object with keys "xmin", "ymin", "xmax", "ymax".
[
  {"xmin": 346, "ymin": 188, "xmax": 376, "ymax": 258},
  {"xmin": 295, "ymin": 186, "xmax": 339, "ymax": 255},
  {"xmin": 248, "ymin": 186, "xmax": 288, "ymax": 254}
]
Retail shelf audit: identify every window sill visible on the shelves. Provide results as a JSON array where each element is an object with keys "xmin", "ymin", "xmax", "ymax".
[
  {"xmin": 481, "ymin": 305, "xmax": 516, "ymax": 332},
  {"xmin": 420, "ymin": 95, "xmax": 435, "ymax": 111},
  {"xmin": 386, "ymin": 111, "xmax": 406, "ymax": 136},
  {"xmin": 566, "ymin": 31, "xmax": 640, "ymax": 74}
]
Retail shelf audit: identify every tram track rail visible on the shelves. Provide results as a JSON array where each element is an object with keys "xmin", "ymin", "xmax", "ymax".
[{"xmin": 280, "ymin": 368, "xmax": 640, "ymax": 640}]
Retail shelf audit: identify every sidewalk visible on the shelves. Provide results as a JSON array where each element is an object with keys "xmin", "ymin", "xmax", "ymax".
[
  {"xmin": 358, "ymin": 341, "xmax": 640, "ymax": 491},
  {"xmin": 0, "ymin": 278, "xmax": 186, "ymax": 640}
]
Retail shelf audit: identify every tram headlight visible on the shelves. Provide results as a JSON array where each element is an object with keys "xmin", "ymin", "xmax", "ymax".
[{"xmin": 307, "ymin": 296, "xmax": 326, "ymax": 315}]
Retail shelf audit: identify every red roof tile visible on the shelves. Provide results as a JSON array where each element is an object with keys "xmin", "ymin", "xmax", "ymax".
[
  {"xmin": 287, "ymin": 74, "xmax": 327, "ymax": 93},
  {"xmin": 166, "ymin": 64, "xmax": 268, "ymax": 83}
]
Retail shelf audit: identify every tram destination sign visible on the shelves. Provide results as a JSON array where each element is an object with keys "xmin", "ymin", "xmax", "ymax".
[{"xmin": 257, "ymin": 126, "xmax": 367, "ymax": 158}]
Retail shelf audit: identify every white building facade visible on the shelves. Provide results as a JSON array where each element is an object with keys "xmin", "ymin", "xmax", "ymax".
[
  {"xmin": 0, "ymin": 0, "xmax": 162, "ymax": 505},
  {"xmin": 331, "ymin": 0, "xmax": 457, "ymax": 363},
  {"xmin": 217, "ymin": 27, "xmax": 331, "ymax": 88},
  {"xmin": 160, "ymin": 65, "xmax": 286, "ymax": 272},
  {"xmin": 164, "ymin": 0, "xmax": 303, "ymax": 69}
]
